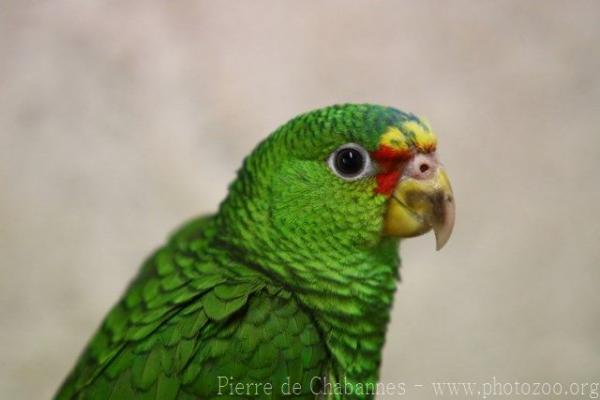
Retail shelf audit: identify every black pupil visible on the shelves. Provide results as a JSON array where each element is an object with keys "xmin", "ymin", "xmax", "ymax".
[{"xmin": 335, "ymin": 148, "xmax": 364, "ymax": 176}]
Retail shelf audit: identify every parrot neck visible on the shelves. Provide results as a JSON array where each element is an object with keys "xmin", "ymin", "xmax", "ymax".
[
  {"xmin": 213, "ymin": 206, "xmax": 401, "ymax": 385},
  {"xmin": 290, "ymin": 239, "xmax": 401, "ymax": 386}
]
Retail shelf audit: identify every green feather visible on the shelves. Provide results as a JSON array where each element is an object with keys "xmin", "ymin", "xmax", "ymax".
[
  {"xmin": 131, "ymin": 346, "xmax": 162, "ymax": 390},
  {"xmin": 154, "ymin": 374, "xmax": 181, "ymax": 400},
  {"xmin": 202, "ymin": 291, "xmax": 248, "ymax": 321}
]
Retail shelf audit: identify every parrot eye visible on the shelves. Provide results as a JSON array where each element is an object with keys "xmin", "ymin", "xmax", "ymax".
[{"xmin": 328, "ymin": 143, "xmax": 373, "ymax": 181}]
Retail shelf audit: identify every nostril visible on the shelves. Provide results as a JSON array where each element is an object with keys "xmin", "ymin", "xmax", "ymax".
[{"xmin": 419, "ymin": 163, "xmax": 430, "ymax": 173}]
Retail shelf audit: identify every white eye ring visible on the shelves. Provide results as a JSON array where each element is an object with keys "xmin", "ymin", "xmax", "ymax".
[{"xmin": 327, "ymin": 143, "xmax": 374, "ymax": 181}]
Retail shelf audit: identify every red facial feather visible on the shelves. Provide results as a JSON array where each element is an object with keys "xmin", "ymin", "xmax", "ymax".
[
  {"xmin": 371, "ymin": 145, "xmax": 412, "ymax": 195},
  {"xmin": 375, "ymin": 171, "xmax": 401, "ymax": 195},
  {"xmin": 371, "ymin": 145, "xmax": 412, "ymax": 162}
]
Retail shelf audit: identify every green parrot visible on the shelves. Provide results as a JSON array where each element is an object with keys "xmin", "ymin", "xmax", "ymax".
[{"xmin": 55, "ymin": 104, "xmax": 455, "ymax": 399}]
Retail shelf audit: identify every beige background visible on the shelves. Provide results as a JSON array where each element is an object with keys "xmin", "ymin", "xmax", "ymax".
[{"xmin": 1, "ymin": 1, "xmax": 599, "ymax": 399}]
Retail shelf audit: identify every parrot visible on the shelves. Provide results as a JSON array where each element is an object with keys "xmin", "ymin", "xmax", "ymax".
[{"xmin": 55, "ymin": 104, "xmax": 455, "ymax": 399}]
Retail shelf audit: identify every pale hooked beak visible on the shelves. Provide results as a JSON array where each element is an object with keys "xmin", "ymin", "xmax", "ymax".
[{"xmin": 383, "ymin": 153, "xmax": 455, "ymax": 250}]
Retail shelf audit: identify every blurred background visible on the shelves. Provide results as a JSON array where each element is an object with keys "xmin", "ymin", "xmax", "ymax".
[{"xmin": 1, "ymin": 1, "xmax": 599, "ymax": 399}]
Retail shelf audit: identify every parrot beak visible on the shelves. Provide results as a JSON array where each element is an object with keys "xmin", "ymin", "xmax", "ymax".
[{"xmin": 383, "ymin": 154, "xmax": 455, "ymax": 250}]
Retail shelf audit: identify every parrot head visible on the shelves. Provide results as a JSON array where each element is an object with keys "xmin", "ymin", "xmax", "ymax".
[{"xmin": 217, "ymin": 104, "xmax": 454, "ymax": 281}]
